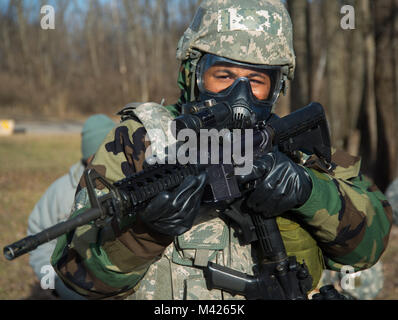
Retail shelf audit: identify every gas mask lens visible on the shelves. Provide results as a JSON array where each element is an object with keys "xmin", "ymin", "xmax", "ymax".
[{"xmin": 196, "ymin": 54, "xmax": 283, "ymax": 105}]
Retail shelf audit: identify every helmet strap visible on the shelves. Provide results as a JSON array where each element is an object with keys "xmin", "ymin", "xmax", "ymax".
[
  {"xmin": 189, "ymin": 50, "xmax": 203, "ymax": 102},
  {"xmin": 272, "ymin": 73, "xmax": 288, "ymax": 113},
  {"xmin": 282, "ymin": 75, "xmax": 288, "ymax": 96}
]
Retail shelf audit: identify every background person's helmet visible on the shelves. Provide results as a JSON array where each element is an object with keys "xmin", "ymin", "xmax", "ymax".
[
  {"xmin": 176, "ymin": 0, "xmax": 296, "ymax": 82},
  {"xmin": 81, "ymin": 114, "xmax": 115, "ymax": 161}
]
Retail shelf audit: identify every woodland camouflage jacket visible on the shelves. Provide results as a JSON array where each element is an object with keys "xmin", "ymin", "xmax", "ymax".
[{"xmin": 50, "ymin": 103, "xmax": 392, "ymax": 300}]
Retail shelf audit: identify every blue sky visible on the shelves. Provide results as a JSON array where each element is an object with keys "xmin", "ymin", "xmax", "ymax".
[
  {"xmin": 0, "ymin": 0, "xmax": 181, "ymax": 12},
  {"xmin": 0, "ymin": 0, "xmax": 185, "ymax": 25}
]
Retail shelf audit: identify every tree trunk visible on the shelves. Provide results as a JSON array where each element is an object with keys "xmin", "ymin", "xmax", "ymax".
[
  {"xmin": 394, "ymin": 0, "xmax": 398, "ymax": 178},
  {"xmin": 346, "ymin": 0, "xmax": 365, "ymax": 156},
  {"xmin": 323, "ymin": 0, "xmax": 349, "ymax": 149},
  {"xmin": 287, "ymin": 0, "xmax": 310, "ymax": 110},
  {"xmin": 86, "ymin": 0, "xmax": 101, "ymax": 78},
  {"xmin": 111, "ymin": 0, "xmax": 129, "ymax": 100},
  {"xmin": 123, "ymin": 0, "xmax": 149, "ymax": 102},
  {"xmin": 309, "ymin": 0, "xmax": 326, "ymax": 102},
  {"xmin": 374, "ymin": 0, "xmax": 398, "ymax": 191},
  {"xmin": 358, "ymin": 0, "xmax": 378, "ymax": 171},
  {"xmin": 1, "ymin": 7, "xmax": 14, "ymax": 72}
]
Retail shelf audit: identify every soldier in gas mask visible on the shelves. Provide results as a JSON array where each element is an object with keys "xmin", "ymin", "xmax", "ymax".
[{"xmin": 50, "ymin": 0, "xmax": 392, "ymax": 300}]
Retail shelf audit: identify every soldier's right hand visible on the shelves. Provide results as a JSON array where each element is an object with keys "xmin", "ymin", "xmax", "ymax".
[{"xmin": 138, "ymin": 172, "xmax": 208, "ymax": 236}]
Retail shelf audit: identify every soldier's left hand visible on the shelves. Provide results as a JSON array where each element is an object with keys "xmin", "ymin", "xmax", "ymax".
[{"xmin": 239, "ymin": 150, "xmax": 313, "ymax": 217}]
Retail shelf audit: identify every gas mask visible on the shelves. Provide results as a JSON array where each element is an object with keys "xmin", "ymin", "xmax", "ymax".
[{"xmin": 193, "ymin": 54, "xmax": 285, "ymax": 129}]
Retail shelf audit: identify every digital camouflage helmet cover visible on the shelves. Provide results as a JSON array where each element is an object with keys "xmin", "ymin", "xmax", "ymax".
[{"xmin": 176, "ymin": 0, "xmax": 296, "ymax": 81}]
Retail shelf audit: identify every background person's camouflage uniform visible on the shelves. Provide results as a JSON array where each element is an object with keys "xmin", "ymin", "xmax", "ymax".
[
  {"xmin": 319, "ymin": 262, "xmax": 384, "ymax": 300},
  {"xmin": 319, "ymin": 177, "xmax": 398, "ymax": 300},
  {"xmin": 27, "ymin": 114, "xmax": 115, "ymax": 300},
  {"xmin": 50, "ymin": 0, "xmax": 392, "ymax": 299}
]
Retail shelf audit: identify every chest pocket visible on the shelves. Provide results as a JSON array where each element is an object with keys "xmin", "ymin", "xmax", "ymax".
[
  {"xmin": 167, "ymin": 210, "xmax": 324, "ymax": 298},
  {"xmin": 165, "ymin": 209, "xmax": 231, "ymax": 300},
  {"xmin": 172, "ymin": 211, "xmax": 229, "ymax": 267}
]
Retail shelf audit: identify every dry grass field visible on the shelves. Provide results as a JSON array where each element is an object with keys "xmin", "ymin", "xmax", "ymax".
[
  {"xmin": 0, "ymin": 133, "xmax": 397, "ymax": 300},
  {"xmin": 0, "ymin": 134, "xmax": 80, "ymax": 300}
]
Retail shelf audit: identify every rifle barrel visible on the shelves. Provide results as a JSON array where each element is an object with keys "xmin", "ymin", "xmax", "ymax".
[{"xmin": 3, "ymin": 208, "xmax": 101, "ymax": 261}]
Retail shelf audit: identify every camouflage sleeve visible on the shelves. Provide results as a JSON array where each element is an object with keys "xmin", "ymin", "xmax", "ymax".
[
  {"xmin": 50, "ymin": 119, "xmax": 174, "ymax": 299},
  {"xmin": 293, "ymin": 149, "xmax": 393, "ymax": 272}
]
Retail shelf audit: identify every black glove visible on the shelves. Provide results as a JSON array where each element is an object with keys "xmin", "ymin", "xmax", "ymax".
[
  {"xmin": 238, "ymin": 150, "xmax": 312, "ymax": 217},
  {"xmin": 138, "ymin": 172, "xmax": 207, "ymax": 236}
]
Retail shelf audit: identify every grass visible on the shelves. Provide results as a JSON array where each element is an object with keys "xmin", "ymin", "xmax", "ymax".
[
  {"xmin": 0, "ymin": 134, "xmax": 80, "ymax": 300},
  {"xmin": 0, "ymin": 133, "xmax": 397, "ymax": 300}
]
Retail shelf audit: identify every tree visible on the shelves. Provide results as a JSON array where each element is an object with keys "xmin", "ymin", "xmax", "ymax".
[
  {"xmin": 323, "ymin": 0, "xmax": 349, "ymax": 149},
  {"xmin": 373, "ymin": 0, "xmax": 398, "ymax": 191},
  {"xmin": 287, "ymin": 0, "xmax": 311, "ymax": 109}
]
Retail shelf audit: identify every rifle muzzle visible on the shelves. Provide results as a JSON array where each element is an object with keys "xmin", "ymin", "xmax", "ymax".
[{"xmin": 4, "ymin": 235, "xmax": 39, "ymax": 260}]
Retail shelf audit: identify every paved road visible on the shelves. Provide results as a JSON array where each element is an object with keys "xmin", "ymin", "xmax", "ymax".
[{"xmin": 14, "ymin": 120, "xmax": 84, "ymax": 134}]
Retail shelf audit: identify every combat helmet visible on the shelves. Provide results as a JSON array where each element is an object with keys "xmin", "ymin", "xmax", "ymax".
[{"xmin": 176, "ymin": 0, "xmax": 296, "ymax": 103}]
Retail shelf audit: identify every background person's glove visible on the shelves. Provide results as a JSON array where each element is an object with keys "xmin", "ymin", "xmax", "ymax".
[
  {"xmin": 238, "ymin": 150, "xmax": 313, "ymax": 217},
  {"xmin": 138, "ymin": 172, "xmax": 207, "ymax": 236}
]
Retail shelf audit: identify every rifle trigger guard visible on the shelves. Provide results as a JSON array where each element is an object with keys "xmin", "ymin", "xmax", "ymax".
[{"xmin": 220, "ymin": 201, "xmax": 258, "ymax": 245}]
